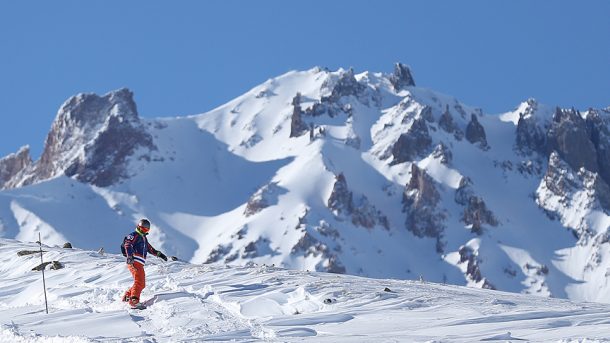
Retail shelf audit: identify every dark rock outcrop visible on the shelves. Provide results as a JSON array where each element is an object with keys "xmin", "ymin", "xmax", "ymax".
[
  {"xmin": 18, "ymin": 250, "xmax": 43, "ymax": 256},
  {"xmin": 465, "ymin": 114, "xmax": 489, "ymax": 149},
  {"xmin": 455, "ymin": 177, "xmax": 498, "ymax": 235},
  {"xmin": 0, "ymin": 146, "xmax": 32, "ymax": 189},
  {"xmin": 391, "ymin": 118, "xmax": 432, "ymax": 165},
  {"xmin": 462, "ymin": 196, "xmax": 499, "ymax": 235},
  {"xmin": 304, "ymin": 69, "xmax": 366, "ymax": 119},
  {"xmin": 515, "ymin": 100, "xmax": 546, "ymax": 155},
  {"xmin": 585, "ymin": 109, "xmax": 610, "ymax": 189},
  {"xmin": 324, "ymin": 68, "xmax": 366, "ymax": 103},
  {"xmin": 205, "ymin": 243, "xmax": 233, "ymax": 263},
  {"xmin": 244, "ymin": 182, "xmax": 285, "ymax": 217},
  {"xmin": 546, "ymin": 107, "xmax": 598, "ymax": 176},
  {"xmin": 455, "ymin": 177, "xmax": 474, "ymax": 206},
  {"xmin": 14, "ymin": 88, "xmax": 155, "ymax": 188},
  {"xmin": 327, "ymin": 173, "xmax": 389, "ymax": 229},
  {"xmin": 389, "ymin": 62, "xmax": 415, "ymax": 90},
  {"xmin": 328, "ymin": 173, "xmax": 353, "ymax": 215},
  {"xmin": 290, "ymin": 93, "xmax": 309, "ymax": 137},
  {"xmin": 291, "ymin": 231, "xmax": 346, "ymax": 274},
  {"xmin": 403, "ymin": 164, "xmax": 445, "ymax": 248},
  {"xmin": 243, "ymin": 237, "xmax": 275, "ymax": 258},
  {"xmin": 32, "ymin": 261, "xmax": 64, "ymax": 271},
  {"xmin": 438, "ymin": 106, "xmax": 465, "ymax": 141},
  {"xmin": 458, "ymin": 245, "xmax": 495, "ymax": 290},
  {"xmin": 537, "ymin": 152, "xmax": 610, "ymax": 238},
  {"xmin": 432, "ymin": 143, "xmax": 452, "ymax": 165},
  {"xmin": 539, "ymin": 152, "xmax": 581, "ymax": 202}
]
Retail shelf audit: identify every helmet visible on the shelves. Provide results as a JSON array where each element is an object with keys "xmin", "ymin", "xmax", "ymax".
[{"xmin": 136, "ymin": 218, "xmax": 151, "ymax": 234}]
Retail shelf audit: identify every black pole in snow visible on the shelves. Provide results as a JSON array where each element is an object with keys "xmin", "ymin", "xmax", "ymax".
[{"xmin": 38, "ymin": 232, "xmax": 49, "ymax": 314}]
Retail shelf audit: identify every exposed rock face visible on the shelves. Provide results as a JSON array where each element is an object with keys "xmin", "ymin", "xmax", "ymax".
[
  {"xmin": 403, "ymin": 164, "xmax": 445, "ymax": 249},
  {"xmin": 454, "ymin": 177, "xmax": 474, "ymax": 206},
  {"xmin": 547, "ymin": 107, "xmax": 598, "ymax": 176},
  {"xmin": 328, "ymin": 173, "xmax": 353, "ymax": 215},
  {"xmin": 515, "ymin": 100, "xmax": 546, "ymax": 155},
  {"xmin": 585, "ymin": 109, "xmax": 610, "ymax": 188},
  {"xmin": 458, "ymin": 245, "xmax": 495, "ymax": 290},
  {"xmin": 205, "ymin": 244, "xmax": 233, "ymax": 264},
  {"xmin": 327, "ymin": 173, "xmax": 389, "ymax": 229},
  {"xmin": 0, "ymin": 146, "xmax": 32, "ymax": 189},
  {"xmin": 244, "ymin": 182, "xmax": 285, "ymax": 217},
  {"xmin": 432, "ymin": 143, "xmax": 452, "ymax": 165},
  {"xmin": 515, "ymin": 104, "xmax": 610, "ymax": 196},
  {"xmin": 455, "ymin": 177, "xmax": 498, "ymax": 235},
  {"xmin": 305, "ymin": 69, "xmax": 366, "ymax": 119},
  {"xmin": 465, "ymin": 114, "xmax": 488, "ymax": 149},
  {"xmin": 290, "ymin": 69, "xmax": 368, "ymax": 138},
  {"xmin": 241, "ymin": 237, "xmax": 274, "ymax": 258},
  {"xmin": 12, "ymin": 88, "xmax": 155, "ymax": 188},
  {"xmin": 391, "ymin": 118, "xmax": 432, "ymax": 165},
  {"xmin": 289, "ymin": 93, "xmax": 309, "ymax": 137},
  {"xmin": 539, "ymin": 152, "xmax": 580, "ymax": 202},
  {"xmin": 438, "ymin": 106, "xmax": 464, "ymax": 140},
  {"xmin": 537, "ymin": 151, "xmax": 610, "ymax": 240},
  {"xmin": 324, "ymin": 68, "xmax": 366, "ymax": 103},
  {"xmin": 291, "ymin": 230, "xmax": 346, "ymax": 274},
  {"xmin": 389, "ymin": 62, "xmax": 415, "ymax": 90},
  {"xmin": 462, "ymin": 196, "xmax": 498, "ymax": 235}
]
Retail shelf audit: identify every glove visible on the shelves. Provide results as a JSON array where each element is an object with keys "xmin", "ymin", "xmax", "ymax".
[
  {"xmin": 126, "ymin": 256, "xmax": 134, "ymax": 265},
  {"xmin": 157, "ymin": 251, "xmax": 168, "ymax": 261}
]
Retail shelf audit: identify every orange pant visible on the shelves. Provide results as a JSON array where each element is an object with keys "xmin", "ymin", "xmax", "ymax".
[{"xmin": 125, "ymin": 263, "xmax": 146, "ymax": 301}]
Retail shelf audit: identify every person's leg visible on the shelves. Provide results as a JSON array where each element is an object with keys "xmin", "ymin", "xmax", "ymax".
[
  {"xmin": 123, "ymin": 265, "xmax": 133, "ymax": 301},
  {"xmin": 128, "ymin": 263, "xmax": 146, "ymax": 305}
]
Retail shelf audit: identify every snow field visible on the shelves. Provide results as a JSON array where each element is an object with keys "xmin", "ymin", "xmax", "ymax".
[{"xmin": 1, "ymin": 239, "xmax": 610, "ymax": 342}]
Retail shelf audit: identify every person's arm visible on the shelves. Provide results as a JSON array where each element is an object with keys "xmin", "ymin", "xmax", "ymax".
[
  {"xmin": 124, "ymin": 234, "xmax": 136, "ymax": 264},
  {"xmin": 147, "ymin": 242, "xmax": 167, "ymax": 261}
]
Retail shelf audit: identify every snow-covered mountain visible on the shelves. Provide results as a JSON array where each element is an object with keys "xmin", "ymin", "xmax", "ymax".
[
  {"xmin": 2, "ymin": 238, "xmax": 610, "ymax": 342},
  {"xmin": 2, "ymin": 63, "xmax": 610, "ymax": 303}
]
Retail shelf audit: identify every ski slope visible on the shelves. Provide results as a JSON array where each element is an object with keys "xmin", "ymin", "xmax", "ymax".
[{"xmin": 1, "ymin": 239, "xmax": 609, "ymax": 342}]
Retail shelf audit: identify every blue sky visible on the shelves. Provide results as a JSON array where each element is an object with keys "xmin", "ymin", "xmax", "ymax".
[{"xmin": 1, "ymin": 0, "xmax": 609, "ymax": 158}]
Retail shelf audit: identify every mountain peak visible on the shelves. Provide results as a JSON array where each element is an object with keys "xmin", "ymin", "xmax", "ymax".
[
  {"xmin": 390, "ymin": 62, "xmax": 416, "ymax": 90},
  {"xmin": 7, "ymin": 88, "xmax": 154, "ymax": 188},
  {"xmin": 57, "ymin": 88, "xmax": 138, "ymax": 127},
  {"xmin": 0, "ymin": 145, "xmax": 32, "ymax": 188}
]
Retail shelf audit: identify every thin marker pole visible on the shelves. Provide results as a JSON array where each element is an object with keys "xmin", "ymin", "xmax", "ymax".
[{"xmin": 38, "ymin": 232, "xmax": 49, "ymax": 314}]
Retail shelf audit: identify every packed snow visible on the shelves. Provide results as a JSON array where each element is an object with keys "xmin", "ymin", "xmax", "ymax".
[{"xmin": 1, "ymin": 239, "xmax": 610, "ymax": 342}]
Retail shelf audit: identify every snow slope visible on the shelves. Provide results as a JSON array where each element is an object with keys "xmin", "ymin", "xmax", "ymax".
[
  {"xmin": 1, "ymin": 64, "xmax": 610, "ymax": 305},
  {"xmin": 1, "ymin": 239, "xmax": 610, "ymax": 342}
]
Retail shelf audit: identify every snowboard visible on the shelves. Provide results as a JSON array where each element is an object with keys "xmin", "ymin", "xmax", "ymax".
[{"xmin": 129, "ymin": 303, "xmax": 147, "ymax": 310}]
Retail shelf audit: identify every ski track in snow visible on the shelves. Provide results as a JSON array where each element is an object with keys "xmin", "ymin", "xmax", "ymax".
[{"xmin": 1, "ymin": 240, "xmax": 610, "ymax": 342}]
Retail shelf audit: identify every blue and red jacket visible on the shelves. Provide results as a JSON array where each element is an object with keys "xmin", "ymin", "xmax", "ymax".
[{"xmin": 123, "ymin": 231, "xmax": 160, "ymax": 266}]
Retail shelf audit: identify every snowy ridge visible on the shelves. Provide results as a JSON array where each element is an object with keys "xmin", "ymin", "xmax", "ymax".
[
  {"xmin": 1, "ymin": 63, "xmax": 610, "ymax": 304},
  {"xmin": 1, "ymin": 239, "xmax": 610, "ymax": 342}
]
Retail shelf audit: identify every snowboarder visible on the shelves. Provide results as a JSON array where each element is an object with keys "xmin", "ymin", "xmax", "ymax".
[{"xmin": 122, "ymin": 218, "xmax": 167, "ymax": 309}]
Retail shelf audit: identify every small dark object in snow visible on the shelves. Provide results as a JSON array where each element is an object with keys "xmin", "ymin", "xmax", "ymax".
[
  {"xmin": 130, "ymin": 303, "xmax": 147, "ymax": 310},
  {"xmin": 383, "ymin": 287, "xmax": 392, "ymax": 292},
  {"xmin": 32, "ymin": 262, "xmax": 51, "ymax": 271},
  {"xmin": 63, "ymin": 242, "xmax": 73, "ymax": 249},
  {"xmin": 50, "ymin": 261, "xmax": 64, "ymax": 270},
  {"xmin": 18, "ymin": 250, "xmax": 42, "ymax": 256},
  {"xmin": 170, "ymin": 256, "xmax": 179, "ymax": 261},
  {"xmin": 323, "ymin": 298, "xmax": 334, "ymax": 304},
  {"xmin": 32, "ymin": 261, "xmax": 64, "ymax": 271},
  {"xmin": 481, "ymin": 331, "xmax": 526, "ymax": 341}
]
